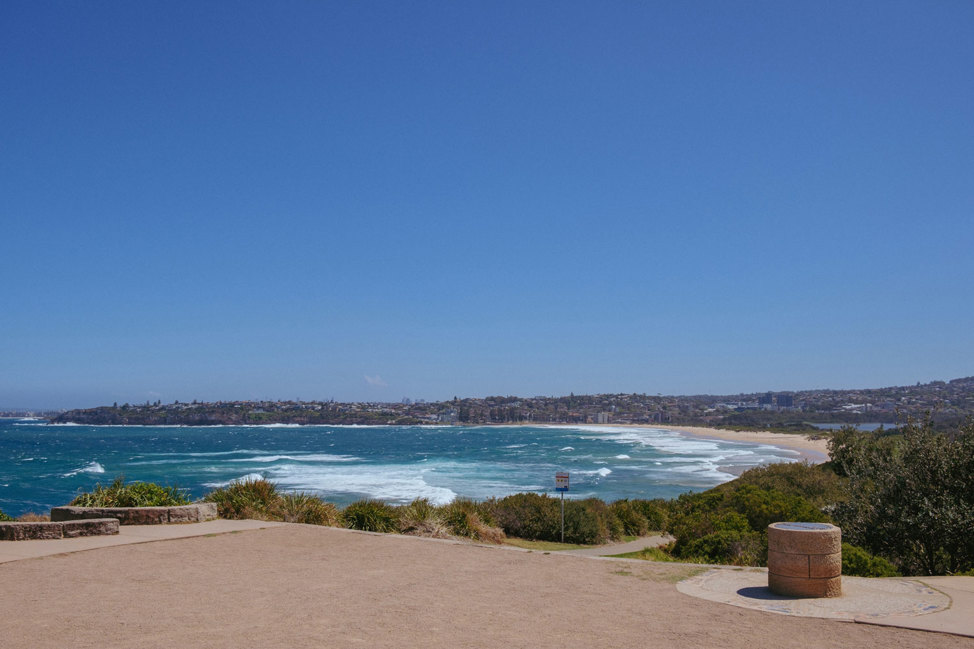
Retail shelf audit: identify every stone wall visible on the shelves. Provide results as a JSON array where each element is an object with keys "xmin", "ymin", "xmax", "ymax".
[
  {"xmin": 50, "ymin": 503, "xmax": 218, "ymax": 525},
  {"xmin": 0, "ymin": 518, "xmax": 119, "ymax": 541}
]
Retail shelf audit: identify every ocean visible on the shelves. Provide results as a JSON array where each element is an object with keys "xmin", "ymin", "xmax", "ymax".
[{"xmin": 0, "ymin": 419, "xmax": 803, "ymax": 518}]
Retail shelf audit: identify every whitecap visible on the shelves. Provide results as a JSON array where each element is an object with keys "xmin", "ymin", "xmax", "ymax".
[
  {"xmin": 614, "ymin": 454, "xmax": 630, "ymax": 459},
  {"xmin": 260, "ymin": 463, "xmax": 458, "ymax": 505},
  {"xmin": 203, "ymin": 472, "xmax": 266, "ymax": 488},
  {"xmin": 228, "ymin": 453, "xmax": 360, "ymax": 463},
  {"xmin": 575, "ymin": 467, "xmax": 613, "ymax": 478},
  {"xmin": 560, "ymin": 446, "xmax": 574, "ymax": 451},
  {"xmin": 62, "ymin": 461, "xmax": 105, "ymax": 477}
]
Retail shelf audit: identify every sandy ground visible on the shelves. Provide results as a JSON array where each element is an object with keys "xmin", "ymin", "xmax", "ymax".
[{"xmin": 1, "ymin": 525, "xmax": 967, "ymax": 649}]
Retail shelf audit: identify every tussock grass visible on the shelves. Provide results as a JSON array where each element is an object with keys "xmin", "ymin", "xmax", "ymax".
[
  {"xmin": 439, "ymin": 498, "xmax": 505, "ymax": 544},
  {"xmin": 343, "ymin": 499, "xmax": 397, "ymax": 533},
  {"xmin": 280, "ymin": 493, "xmax": 341, "ymax": 526},
  {"xmin": 16, "ymin": 512, "xmax": 51, "ymax": 522},
  {"xmin": 398, "ymin": 498, "xmax": 450, "ymax": 538},
  {"xmin": 204, "ymin": 478, "xmax": 282, "ymax": 520},
  {"xmin": 70, "ymin": 476, "xmax": 190, "ymax": 507}
]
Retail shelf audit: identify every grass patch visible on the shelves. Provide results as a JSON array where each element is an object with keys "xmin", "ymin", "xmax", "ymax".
[
  {"xmin": 70, "ymin": 476, "xmax": 190, "ymax": 507},
  {"xmin": 609, "ymin": 546, "xmax": 682, "ymax": 562},
  {"xmin": 503, "ymin": 538, "xmax": 592, "ymax": 551}
]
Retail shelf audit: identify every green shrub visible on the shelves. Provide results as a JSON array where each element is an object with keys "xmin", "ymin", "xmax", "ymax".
[
  {"xmin": 343, "ymin": 499, "xmax": 397, "ymax": 533},
  {"xmin": 719, "ymin": 461, "xmax": 846, "ymax": 509},
  {"xmin": 678, "ymin": 529, "xmax": 765, "ymax": 565},
  {"xmin": 830, "ymin": 419, "xmax": 974, "ymax": 575},
  {"xmin": 486, "ymin": 493, "xmax": 562, "ymax": 541},
  {"xmin": 279, "ymin": 492, "xmax": 341, "ymax": 526},
  {"xmin": 70, "ymin": 476, "xmax": 190, "ymax": 507},
  {"xmin": 485, "ymin": 493, "xmax": 623, "ymax": 545},
  {"xmin": 204, "ymin": 478, "xmax": 281, "ymax": 520},
  {"xmin": 610, "ymin": 500, "xmax": 649, "ymax": 537},
  {"xmin": 728, "ymin": 484, "xmax": 828, "ymax": 531},
  {"xmin": 564, "ymin": 498, "xmax": 622, "ymax": 545},
  {"xmin": 629, "ymin": 499, "xmax": 670, "ymax": 532},
  {"xmin": 0, "ymin": 508, "xmax": 13, "ymax": 522},
  {"xmin": 842, "ymin": 543, "xmax": 900, "ymax": 577}
]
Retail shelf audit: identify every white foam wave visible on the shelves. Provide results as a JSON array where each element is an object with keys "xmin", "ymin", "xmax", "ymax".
[
  {"xmin": 575, "ymin": 467, "xmax": 612, "ymax": 478},
  {"xmin": 614, "ymin": 454, "xmax": 630, "ymax": 459},
  {"xmin": 204, "ymin": 472, "xmax": 267, "ymax": 487},
  {"xmin": 63, "ymin": 461, "xmax": 105, "ymax": 477},
  {"xmin": 560, "ymin": 446, "xmax": 574, "ymax": 451},
  {"xmin": 265, "ymin": 463, "xmax": 458, "ymax": 505},
  {"xmin": 228, "ymin": 453, "xmax": 361, "ymax": 463}
]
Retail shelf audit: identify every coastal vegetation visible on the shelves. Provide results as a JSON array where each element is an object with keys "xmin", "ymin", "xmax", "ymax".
[
  {"xmin": 69, "ymin": 476, "xmax": 190, "ymax": 507},
  {"xmin": 828, "ymin": 418, "xmax": 974, "ymax": 575},
  {"xmin": 60, "ymin": 418, "xmax": 972, "ymax": 577},
  {"xmin": 0, "ymin": 508, "xmax": 13, "ymax": 522}
]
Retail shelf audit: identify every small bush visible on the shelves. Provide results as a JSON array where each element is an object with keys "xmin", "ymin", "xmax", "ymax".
[
  {"xmin": 610, "ymin": 500, "xmax": 650, "ymax": 537},
  {"xmin": 485, "ymin": 492, "xmax": 623, "ymax": 545},
  {"xmin": 842, "ymin": 543, "xmax": 900, "ymax": 577},
  {"xmin": 728, "ymin": 485, "xmax": 828, "ymax": 531},
  {"xmin": 280, "ymin": 493, "xmax": 341, "ymax": 526},
  {"xmin": 343, "ymin": 499, "xmax": 397, "ymax": 533},
  {"xmin": 0, "ymin": 508, "xmax": 13, "ymax": 522},
  {"xmin": 205, "ymin": 478, "xmax": 282, "ymax": 520},
  {"xmin": 486, "ymin": 493, "xmax": 562, "ymax": 541},
  {"xmin": 17, "ymin": 512, "xmax": 51, "ymax": 522},
  {"xmin": 678, "ymin": 529, "xmax": 765, "ymax": 565},
  {"xmin": 70, "ymin": 476, "xmax": 190, "ymax": 507},
  {"xmin": 564, "ymin": 498, "xmax": 622, "ymax": 545},
  {"xmin": 629, "ymin": 499, "xmax": 669, "ymax": 532}
]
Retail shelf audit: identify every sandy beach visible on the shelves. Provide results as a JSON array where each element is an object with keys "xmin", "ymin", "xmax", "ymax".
[
  {"xmin": 657, "ymin": 425, "xmax": 831, "ymax": 463},
  {"xmin": 0, "ymin": 524, "xmax": 966, "ymax": 649},
  {"xmin": 557, "ymin": 422, "xmax": 831, "ymax": 464}
]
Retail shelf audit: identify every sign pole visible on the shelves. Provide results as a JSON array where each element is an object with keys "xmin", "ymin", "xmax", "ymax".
[{"xmin": 555, "ymin": 471, "xmax": 569, "ymax": 543}]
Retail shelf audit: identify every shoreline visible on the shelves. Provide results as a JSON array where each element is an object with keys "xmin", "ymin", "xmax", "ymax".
[
  {"xmin": 655, "ymin": 424, "xmax": 829, "ymax": 464},
  {"xmin": 547, "ymin": 422, "xmax": 830, "ymax": 464}
]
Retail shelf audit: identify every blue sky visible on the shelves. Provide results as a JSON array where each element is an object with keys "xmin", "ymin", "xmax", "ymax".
[{"xmin": 2, "ymin": 2, "xmax": 972, "ymax": 409}]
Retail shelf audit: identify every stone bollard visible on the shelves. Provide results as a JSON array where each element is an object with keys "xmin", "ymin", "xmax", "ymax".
[{"xmin": 767, "ymin": 522, "xmax": 842, "ymax": 598}]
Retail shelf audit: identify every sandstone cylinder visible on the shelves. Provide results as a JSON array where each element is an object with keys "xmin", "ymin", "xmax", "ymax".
[{"xmin": 767, "ymin": 522, "xmax": 841, "ymax": 598}]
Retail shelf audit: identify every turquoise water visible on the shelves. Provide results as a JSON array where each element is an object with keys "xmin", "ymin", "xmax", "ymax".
[{"xmin": 0, "ymin": 419, "xmax": 803, "ymax": 517}]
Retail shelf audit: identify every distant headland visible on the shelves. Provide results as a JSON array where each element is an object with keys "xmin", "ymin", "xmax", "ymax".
[{"xmin": 49, "ymin": 376, "xmax": 974, "ymax": 430}]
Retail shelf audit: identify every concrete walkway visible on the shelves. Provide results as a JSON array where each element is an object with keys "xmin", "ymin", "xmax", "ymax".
[
  {"xmin": 676, "ymin": 566, "xmax": 974, "ymax": 638},
  {"xmin": 856, "ymin": 576, "xmax": 974, "ymax": 638},
  {"xmin": 0, "ymin": 519, "xmax": 284, "ymax": 564},
  {"xmin": 561, "ymin": 534, "xmax": 672, "ymax": 557}
]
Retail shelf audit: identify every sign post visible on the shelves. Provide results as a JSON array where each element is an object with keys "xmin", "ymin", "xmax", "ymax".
[{"xmin": 555, "ymin": 472, "xmax": 569, "ymax": 543}]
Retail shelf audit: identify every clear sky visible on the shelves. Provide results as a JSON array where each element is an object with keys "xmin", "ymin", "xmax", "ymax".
[{"xmin": 2, "ymin": 2, "xmax": 972, "ymax": 409}]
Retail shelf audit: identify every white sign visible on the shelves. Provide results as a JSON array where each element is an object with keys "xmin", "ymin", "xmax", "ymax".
[{"xmin": 555, "ymin": 472, "xmax": 569, "ymax": 492}]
